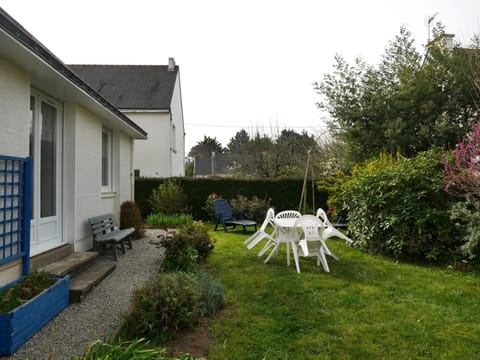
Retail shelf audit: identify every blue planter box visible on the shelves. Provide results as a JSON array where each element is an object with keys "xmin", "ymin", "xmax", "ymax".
[{"xmin": 0, "ymin": 274, "xmax": 70, "ymax": 355}]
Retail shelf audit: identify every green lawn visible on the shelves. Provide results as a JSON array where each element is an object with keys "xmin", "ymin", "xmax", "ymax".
[{"xmin": 205, "ymin": 228, "xmax": 480, "ymax": 359}]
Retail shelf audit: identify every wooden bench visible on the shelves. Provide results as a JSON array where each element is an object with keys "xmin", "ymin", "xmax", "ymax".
[{"xmin": 88, "ymin": 213, "xmax": 134, "ymax": 261}]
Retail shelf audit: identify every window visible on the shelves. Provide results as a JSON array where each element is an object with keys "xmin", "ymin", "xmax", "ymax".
[
  {"xmin": 134, "ymin": 169, "xmax": 140, "ymax": 177},
  {"xmin": 101, "ymin": 128, "xmax": 112, "ymax": 191}
]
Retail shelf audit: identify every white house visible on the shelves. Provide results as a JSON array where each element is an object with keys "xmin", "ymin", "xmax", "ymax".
[
  {"xmin": 0, "ymin": 7, "xmax": 147, "ymax": 286},
  {"xmin": 69, "ymin": 61, "xmax": 185, "ymax": 178}
]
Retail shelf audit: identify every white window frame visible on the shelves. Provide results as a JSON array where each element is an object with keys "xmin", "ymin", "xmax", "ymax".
[{"xmin": 101, "ymin": 128, "xmax": 113, "ymax": 192}]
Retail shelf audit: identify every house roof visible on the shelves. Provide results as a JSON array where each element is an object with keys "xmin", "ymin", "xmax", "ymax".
[
  {"xmin": 68, "ymin": 65, "xmax": 178, "ymax": 110},
  {"xmin": 0, "ymin": 7, "xmax": 147, "ymax": 139}
]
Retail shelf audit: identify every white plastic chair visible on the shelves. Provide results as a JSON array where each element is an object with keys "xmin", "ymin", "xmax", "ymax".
[
  {"xmin": 258, "ymin": 210, "xmax": 301, "ymax": 265},
  {"xmin": 294, "ymin": 215, "xmax": 332, "ymax": 273},
  {"xmin": 245, "ymin": 208, "xmax": 276, "ymax": 250},
  {"xmin": 316, "ymin": 208, "xmax": 353, "ymax": 244}
]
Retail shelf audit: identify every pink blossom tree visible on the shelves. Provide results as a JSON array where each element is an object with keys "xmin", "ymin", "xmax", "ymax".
[{"xmin": 442, "ymin": 121, "xmax": 480, "ymax": 200}]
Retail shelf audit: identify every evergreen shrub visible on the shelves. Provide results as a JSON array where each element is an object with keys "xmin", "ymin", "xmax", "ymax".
[
  {"xmin": 331, "ymin": 150, "xmax": 459, "ymax": 262},
  {"xmin": 148, "ymin": 179, "xmax": 187, "ymax": 215}
]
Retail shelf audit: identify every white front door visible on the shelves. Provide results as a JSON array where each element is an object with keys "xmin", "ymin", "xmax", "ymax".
[{"xmin": 29, "ymin": 91, "xmax": 63, "ymax": 256}]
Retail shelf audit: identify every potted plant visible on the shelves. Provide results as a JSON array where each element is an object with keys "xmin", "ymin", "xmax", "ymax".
[{"xmin": 0, "ymin": 271, "xmax": 70, "ymax": 355}]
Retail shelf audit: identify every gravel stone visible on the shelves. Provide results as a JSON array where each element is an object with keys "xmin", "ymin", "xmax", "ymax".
[{"xmin": 2, "ymin": 231, "xmax": 165, "ymax": 360}]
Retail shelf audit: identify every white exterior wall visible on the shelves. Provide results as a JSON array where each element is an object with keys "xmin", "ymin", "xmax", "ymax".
[
  {"xmin": 117, "ymin": 131, "xmax": 134, "ymax": 204},
  {"xmin": 71, "ymin": 106, "xmax": 135, "ymax": 251},
  {"xmin": 0, "ymin": 36, "xmax": 139, "ymax": 286},
  {"xmin": 0, "ymin": 57, "xmax": 29, "ymax": 285},
  {"xmin": 131, "ymin": 112, "xmax": 171, "ymax": 177},
  {"xmin": 0, "ymin": 55, "xmax": 29, "ymax": 157},
  {"xmin": 170, "ymin": 73, "xmax": 185, "ymax": 176},
  {"xmin": 128, "ymin": 73, "xmax": 185, "ymax": 178}
]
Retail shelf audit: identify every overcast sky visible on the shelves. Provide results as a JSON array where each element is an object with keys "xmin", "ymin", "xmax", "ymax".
[{"xmin": 1, "ymin": 0, "xmax": 480, "ymax": 153}]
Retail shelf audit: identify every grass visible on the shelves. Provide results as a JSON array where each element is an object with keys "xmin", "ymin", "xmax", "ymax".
[
  {"xmin": 145, "ymin": 213, "xmax": 193, "ymax": 228},
  {"xmin": 204, "ymin": 227, "xmax": 480, "ymax": 359}
]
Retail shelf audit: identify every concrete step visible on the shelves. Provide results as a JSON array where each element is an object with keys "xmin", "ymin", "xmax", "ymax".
[
  {"xmin": 30, "ymin": 244, "xmax": 74, "ymax": 272},
  {"xmin": 39, "ymin": 251, "xmax": 99, "ymax": 278},
  {"xmin": 69, "ymin": 261, "xmax": 116, "ymax": 303},
  {"xmin": 39, "ymin": 251, "xmax": 117, "ymax": 303}
]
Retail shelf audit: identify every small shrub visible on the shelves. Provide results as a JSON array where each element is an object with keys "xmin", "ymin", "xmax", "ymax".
[
  {"xmin": 0, "ymin": 272, "xmax": 56, "ymax": 313},
  {"xmin": 196, "ymin": 270, "xmax": 226, "ymax": 317},
  {"xmin": 148, "ymin": 179, "xmax": 187, "ymax": 215},
  {"xmin": 161, "ymin": 233, "xmax": 199, "ymax": 273},
  {"xmin": 179, "ymin": 221, "xmax": 214, "ymax": 263},
  {"xmin": 123, "ymin": 272, "xmax": 203, "ymax": 343},
  {"xmin": 161, "ymin": 221, "xmax": 214, "ymax": 272},
  {"xmin": 230, "ymin": 195, "xmax": 272, "ymax": 223},
  {"xmin": 202, "ymin": 193, "xmax": 221, "ymax": 222},
  {"xmin": 450, "ymin": 197, "xmax": 480, "ymax": 261},
  {"xmin": 120, "ymin": 201, "xmax": 145, "ymax": 238},
  {"xmin": 146, "ymin": 213, "xmax": 193, "ymax": 229}
]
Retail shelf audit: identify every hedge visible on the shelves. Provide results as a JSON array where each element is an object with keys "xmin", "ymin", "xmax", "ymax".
[{"xmin": 135, "ymin": 177, "xmax": 327, "ymax": 220}]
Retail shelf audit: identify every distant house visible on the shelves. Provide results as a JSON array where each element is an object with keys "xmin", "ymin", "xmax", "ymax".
[
  {"xmin": 69, "ymin": 62, "xmax": 185, "ymax": 178},
  {"xmin": 0, "ymin": 7, "xmax": 147, "ymax": 285}
]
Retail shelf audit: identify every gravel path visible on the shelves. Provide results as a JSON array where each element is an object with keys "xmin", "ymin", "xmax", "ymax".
[{"xmin": 3, "ymin": 231, "xmax": 165, "ymax": 360}]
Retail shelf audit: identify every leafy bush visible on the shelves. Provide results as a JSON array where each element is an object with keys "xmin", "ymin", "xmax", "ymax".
[
  {"xmin": 123, "ymin": 272, "xmax": 203, "ymax": 343},
  {"xmin": 179, "ymin": 221, "xmax": 214, "ymax": 263},
  {"xmin": 332, "ymin": 150, "xmax": 459, "ymax": 262},
  {"xmin": 202, "ymin": 193, "xmax": 221, "ymax": 222},
  {"xmin": 146, "ymin": 213, "xmax": 193, "ymax": 229},
  {"xmin": 72, "ymin": 338, "xmax": 193, "ymax": 359},
  {"xmin": 230, "ymin": 194, "xmax": 272, "ymax": 223},
  {"xmin": 450, "ymin": 198, "xmax": 480, "ymax": 261},
  {"xmin": 161, "ymin": 232, "xmax": 198, "ymax": 273},
  {"xmin": 148, "ymin": 179, "xmax": 187, "ymax": 215},
  {"xmin": 120, "ymin": 201, "xmax": 145, "ymax": 239},
  {"xmin": 161, "ymin": 221, "xmax": 214, "ymax": 272}
]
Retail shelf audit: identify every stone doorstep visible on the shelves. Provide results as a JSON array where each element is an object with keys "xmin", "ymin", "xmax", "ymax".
[
  {"xmin": 39, "ymin": 251, "xmax": 116, "ymax": 304},
  {"xmin": 69, "ymin": 261, "xmax": 116, "ymax": 303},
  {"xmin": 39, "ymin": 252, "xmax": 99, "ymax": 277}
]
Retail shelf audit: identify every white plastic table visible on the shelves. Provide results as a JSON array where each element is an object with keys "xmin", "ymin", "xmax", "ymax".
[{"xmin": 269, "ymin": 217, "xmax": 302, "ymax": 272}]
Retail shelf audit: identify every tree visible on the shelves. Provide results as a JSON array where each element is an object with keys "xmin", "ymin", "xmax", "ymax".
[
  {"xmin": 188, "ymin": 136, "xmax": 224, "ymax": 157},
  {"xmin": 275, "ymin": 129, "xmax": 318, "ymax": 177},
  {"xmin": 315, "ymin": 25, "xmax": 479, "ymax": 165},
  {"xmin": 227, "ymin": 129, "xmax": 250, "ymax": 154},
  {"xmin": 227, "ymin": 129, "xmax": 319, "ymax": 178}
]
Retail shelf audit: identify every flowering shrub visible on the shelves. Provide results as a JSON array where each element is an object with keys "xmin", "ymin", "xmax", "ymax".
[
  {"xmin": 442, "ymin": 121, "xmax": 480, "ymax": 199},
  {"xmin": 230, "ymin": 195, "xmax": 272, "ymax": 223},
  {"xmin": 442, "ymin": 121, "xmax": 480, "ymax": 260}
]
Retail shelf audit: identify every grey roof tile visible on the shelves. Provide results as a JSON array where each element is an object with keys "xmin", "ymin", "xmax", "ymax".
[{"xmin": 68, "ymin": 65, "xmax": 177, "ymax": 110}]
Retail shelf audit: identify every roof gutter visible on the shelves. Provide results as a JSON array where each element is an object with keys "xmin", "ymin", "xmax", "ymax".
[{"xmin": 0, "ymin": 7, "xmax": 147, "ymax": 139}]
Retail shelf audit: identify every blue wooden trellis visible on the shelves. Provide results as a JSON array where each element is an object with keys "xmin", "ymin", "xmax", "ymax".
[{"xmin": 0, "ymin": 155, "xmax": 32, "ymax": 278}]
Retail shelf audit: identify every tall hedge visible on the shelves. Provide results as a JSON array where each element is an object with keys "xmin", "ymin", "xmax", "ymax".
[{"xmin": 135, "ymin": 177, "xmax": 327, "ymax": 220}]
